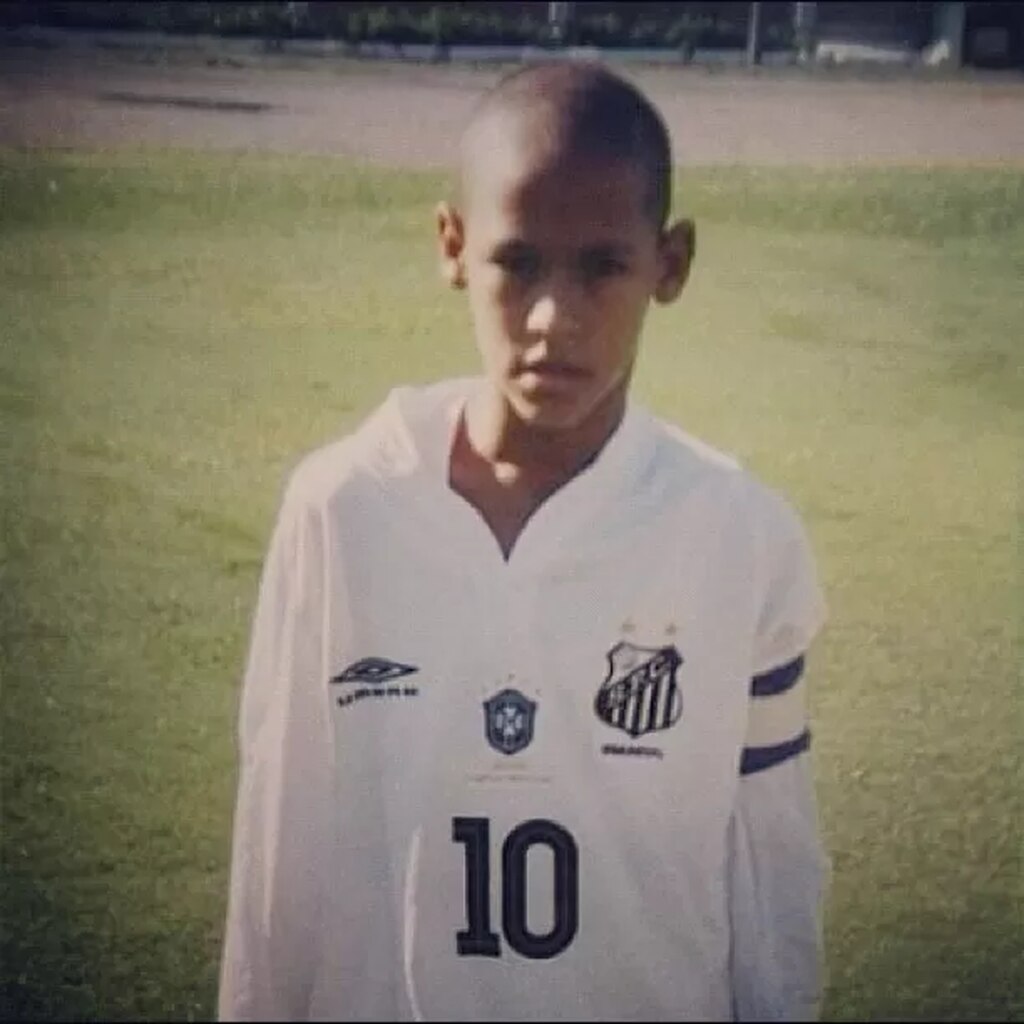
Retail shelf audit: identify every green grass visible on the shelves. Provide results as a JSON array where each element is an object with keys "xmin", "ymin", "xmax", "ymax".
[{"xmin": 1, "ymin": 148, "xmax": 1022, "ymax": 1020}]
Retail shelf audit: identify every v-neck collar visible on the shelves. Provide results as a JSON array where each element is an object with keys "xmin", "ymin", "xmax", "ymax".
[{"xmin": 413, "ymin": 378, "xmax": 657, "ymax": 573}]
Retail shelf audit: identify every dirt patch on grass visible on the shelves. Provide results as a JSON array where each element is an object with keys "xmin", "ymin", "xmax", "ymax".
[{"xmin": 2, "ymin": 44, "xmax": 1023, "ymax": 167}]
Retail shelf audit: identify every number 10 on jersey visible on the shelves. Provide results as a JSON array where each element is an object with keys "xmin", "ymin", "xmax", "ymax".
[{"xmin": 452, "ymin": 816, "xmax": 579, "ymax": 960}]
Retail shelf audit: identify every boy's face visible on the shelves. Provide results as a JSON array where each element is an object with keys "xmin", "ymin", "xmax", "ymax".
[{"xmin": 438, "ymin": 130, "xmax": 692, "ymax": 435}]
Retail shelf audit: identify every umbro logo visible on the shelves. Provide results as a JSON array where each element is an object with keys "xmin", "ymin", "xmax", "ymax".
[
  {"xmin": 330, "ymin": 657, "xmax": 419, "ymax": 710},
  {"xmin": 330, "ymin": 657, "xmax": 418, "ymax": 685}
]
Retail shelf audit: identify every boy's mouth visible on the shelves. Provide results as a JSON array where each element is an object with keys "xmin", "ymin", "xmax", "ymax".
[{"xmin": 519, "ymin": 361, "xmax": 591, "ymax": 381}]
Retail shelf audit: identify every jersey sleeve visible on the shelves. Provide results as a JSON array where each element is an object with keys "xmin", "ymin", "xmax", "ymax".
[
  {"xmin": 728, "ymin": 752, "xmax": 828, "ymax": 1021},
  {"xmin": 218, "ymin": 475, "xmax": 333, "ymax": 1022},
  {"xmin": 741, "ymin": 489, "xmax": 826, "ymax": 776},
  {"xmin": 752, "ymin": 489, "xmax": 827, "ymax": 680},
  {"xmin": 729, "ymin": 489, "xmax": 829, "ymax": 1020}
]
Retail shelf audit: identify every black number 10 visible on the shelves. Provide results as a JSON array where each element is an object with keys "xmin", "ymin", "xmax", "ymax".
[{"xmin": 452, "ymin": 816, "xmax": 579, "ymax": 960}]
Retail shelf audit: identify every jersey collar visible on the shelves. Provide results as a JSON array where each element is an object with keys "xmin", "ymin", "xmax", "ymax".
[{"xmin": 409, "ymin": 378, "xmax": 660, "ymax": 571}]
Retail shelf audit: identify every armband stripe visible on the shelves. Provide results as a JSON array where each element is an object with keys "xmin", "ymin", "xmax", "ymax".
[
  {"xmin": 744, "ymin": 674, "xmax": 807, "ymax": 749},
  {"xmin": 740, "ymin": 729, "xmax": 811, "ymax": 776},
  {"xmin": 751, "ymin": 655, "xmax": 805, "ymax": 697}
]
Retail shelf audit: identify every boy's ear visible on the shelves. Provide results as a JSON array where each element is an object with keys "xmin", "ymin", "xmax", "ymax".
[
  {"xmin": 436, "ymin": 201, "xmax": 467, "ymax": 290},
  {"xmin": 653, "ymin": 218, "xmax": 695, "ymax": 304}
]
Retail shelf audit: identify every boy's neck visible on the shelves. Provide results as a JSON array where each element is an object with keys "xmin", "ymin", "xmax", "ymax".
[
  {"xmin": 459, "ymin": 384, "xmax": 625, "ymax": 489},
  {"xmin": 446, "ymin": 383, "xmax": 627, "ymax": 560}
]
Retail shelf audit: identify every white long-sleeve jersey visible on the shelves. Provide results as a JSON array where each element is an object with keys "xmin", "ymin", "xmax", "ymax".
[{"xmin": 219, "ymin": 378, "xmax": 828, "ymax": 1022}]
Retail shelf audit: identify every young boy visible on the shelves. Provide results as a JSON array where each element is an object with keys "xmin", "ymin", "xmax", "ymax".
[{"xmin": 218, "ymin": 62, "xmax": 828, "ymax": 1022}]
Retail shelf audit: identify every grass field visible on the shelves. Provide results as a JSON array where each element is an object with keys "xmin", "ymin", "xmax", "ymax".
[{"xmin": 1, "ymin": 148, "xmax": 1022, "ymax": 1021}]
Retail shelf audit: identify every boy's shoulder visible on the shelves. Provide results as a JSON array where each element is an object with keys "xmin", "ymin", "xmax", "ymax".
[
  {"xmin": 277, "ymin": 377, "xmax": 472, "ymax": 512},
  {"xmin": 644, "ymin": 411, "xmax": 801, "ymax": 529},
  {"xmin": 651, "ymin": 415, "xmax": 742, "ymax": 477},
  {"xmin": 649, "ymin": 413, "xmax": 825, "ymax": 652}
]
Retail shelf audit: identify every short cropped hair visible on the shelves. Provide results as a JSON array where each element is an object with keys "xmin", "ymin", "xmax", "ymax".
[{"xmin": 462, "ymin": 62, "xmax": 673, "ymax": 228}]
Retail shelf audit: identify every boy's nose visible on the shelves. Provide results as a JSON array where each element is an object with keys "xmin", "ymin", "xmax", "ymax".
[{"xmin": 525, "ymin": 291, "xmax": 582, "ymax": 339}]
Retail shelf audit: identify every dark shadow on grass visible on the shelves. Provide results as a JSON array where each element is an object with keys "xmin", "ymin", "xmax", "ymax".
[{"xmin": 97, "ymin": 91, "xmax": 273, "ymax": 113}]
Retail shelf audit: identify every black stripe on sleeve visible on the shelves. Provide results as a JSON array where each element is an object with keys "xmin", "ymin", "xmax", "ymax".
[
  {"xmin": 750, "ymin": 655, "xmax": 805, "ymax": 697},
  {"xmin": 740, "ymin": 729, "xmax": 811, "ymax": 776}
]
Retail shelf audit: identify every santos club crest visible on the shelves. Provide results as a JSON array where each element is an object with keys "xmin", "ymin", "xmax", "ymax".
[{"xmin": 594, "ymin": 642, "xmax": 683, "ymax": 738}]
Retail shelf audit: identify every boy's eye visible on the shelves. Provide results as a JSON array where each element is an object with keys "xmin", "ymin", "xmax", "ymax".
[
  {"xmin": 580, "ymin": 252, "xmax": 628, "ymax": 280},
  {"xmin": 492, "ymin": 248, "xmax": 540, "ymax": 279}
]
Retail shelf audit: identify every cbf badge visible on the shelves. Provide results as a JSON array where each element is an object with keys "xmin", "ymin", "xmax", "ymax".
[
  {"xmin": 595, "ymin": 642, "xmax": 683, "ymax": 738},
  {"xmin": 484, "ymin": 688, "xmax": 537, "ymax": 755}
]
